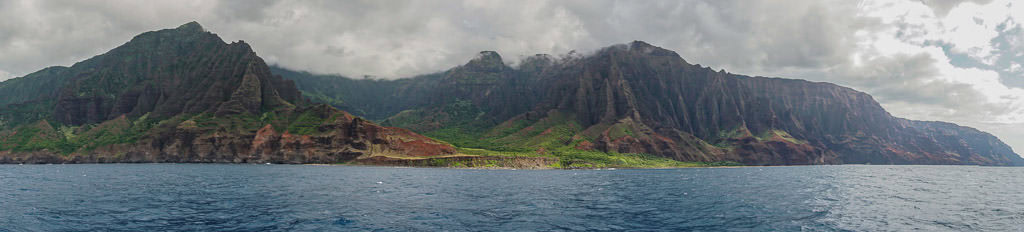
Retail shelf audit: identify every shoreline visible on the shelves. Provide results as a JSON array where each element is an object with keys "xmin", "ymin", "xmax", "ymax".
[
  {"xmin": 0, "ymin": 161, "xmax": 742, "ymax": 169},
  {"xmin": 4, "ymin": 162, "xmax": 1011, "ymax": 169}
]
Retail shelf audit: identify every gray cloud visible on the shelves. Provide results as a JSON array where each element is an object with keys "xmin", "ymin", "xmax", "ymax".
[{"xmin": 0, "ymin": 0, "xmax": 865, "ymax": 79}]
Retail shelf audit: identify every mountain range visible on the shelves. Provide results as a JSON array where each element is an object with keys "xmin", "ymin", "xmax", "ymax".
[
  {"xmin": 0, "ymin": 22, "xmax": 455, "ymax": 165},
  {"xmin": 1, "ymin": 22, "xmax": 1020, "ymax": 167}
]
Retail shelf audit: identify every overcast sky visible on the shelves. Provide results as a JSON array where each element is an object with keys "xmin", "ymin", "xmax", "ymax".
[{"xmin": 1, "ymin": 0, "xmax": 1023, "ymax": 154}]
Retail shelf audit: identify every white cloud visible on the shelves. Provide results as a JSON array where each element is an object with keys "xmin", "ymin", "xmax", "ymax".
[
  {"xmin": 0, "ymin": 0, "xmax": 217, "ymax": 79},
  {"xmin": 758, "ymin": 0, "xmax": 1024, "ymax": 153},
  {"xmin": 0, "ymin": 69, "xmax": 10, "ymax": 81},
  {"xmin": 940, "ymin": 2, "xmax": 1006, "ymax": 63},
  {"xmin": 858, "ymin": 0, "xmax": 1008, "ymax": 64},
  {"xmin": 848, "ymin": 0, "xmax": 1024, "ymax": 124},
  {"xmin": 1006, "ymin": 63, "xmax": 1022, "ymax": 72}
]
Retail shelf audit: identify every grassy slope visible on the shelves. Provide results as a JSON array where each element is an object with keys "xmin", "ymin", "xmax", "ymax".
[
  {"xmin": 384, "ymin": 101, "xmax": 739, "ymax": 168},
  {"xmin": 0, "ymin": 105, "xmax": 351, "ymax": 156},
  {"xmin": 0, "ymin": 97, "xmax": 739, "ymax": 168},
  {"xmin": 0, "ymin": 116, "xmax": 155, "ymax": 155}
]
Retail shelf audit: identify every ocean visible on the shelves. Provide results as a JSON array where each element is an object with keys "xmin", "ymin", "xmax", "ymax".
[{"xmin": 1, "ymin": 164, "xmax": 1022, "ymax": 231}]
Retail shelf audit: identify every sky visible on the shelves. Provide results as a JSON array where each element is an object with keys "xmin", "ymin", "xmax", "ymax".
[{"xmin": 1, "ymin": 0, "xmax": 1023, "ymax": 154}]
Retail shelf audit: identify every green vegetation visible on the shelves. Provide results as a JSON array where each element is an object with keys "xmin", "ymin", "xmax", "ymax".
[
  {"xmin": 77, "ymin": 127, "xmax": 137, "ymax": 152},
  {"xmin": 390, "ymin": 100, "xmax": 527, "ymax": 152},
  {"xmin": 487, "ymin": 118, "xmax": 532, "ymax": 139},
  {"xmin": 302, "ymin": 92, "xmax": 345, "ymax": 108},
  {"xmin": 551, "ymin": 151, "xmax": 690, "ymax": 169},
  {"xmin": 0, "ymin": 103, "xmax": 349, "ymax": 156},
  {"xmin": 432, "ymin": 159, "xmax": 470, "ymax": 168},
  {"xmin": 190, "ymin": 112, "xmax": 265, "ymax": 133},
  {"xmin": 755, "ymin": 129, "xmax": 807, "ymax": 144},
  {"xmin": 0, "ymin": 117, "xmax": 149, "ymax": 155},
  {"xmin": 187, "ymin": 106, "xmax": 340, "ymax": 136},
  {"xmin": 0, "ymin": 101, "xmax": 55, "ymax": 130},
  {"xmin": 716, "ymin": 125, "xmax": 752, "ymax": 141},
  {"xmin": 607, "ymin": 123, "xmax": 635, "ymax": 140},
  {"xmin": 286, "ymin": 110, "xmax": 328, "ymax": 135},
  {"xmin": 412, "ymin": 157, "xmax": 510, "ymax": 168},
  {"xmin": 711, "ymin": 127, "xmax": 809, "ymax": 153},
  {"xmin": 456, "ymin": 147, "xmax": 535, "ymax": 157},
  {"xmin": 410, "ymin": 106, "xmax": 739, "ymax": 169},
  {"xmin": 0, "ymin": 126, "xmax": 48, "ymax": 152},
  {"xmin": 272, "ymin": 66, "xmax": 441, "ymax": 121},
  {"xmin": 427, "ymin": 126, "xmax": 529, "ymax": 152},
  {"xmin": 0, "ymin": 96, "xmax": 736, "ymax": 168}
]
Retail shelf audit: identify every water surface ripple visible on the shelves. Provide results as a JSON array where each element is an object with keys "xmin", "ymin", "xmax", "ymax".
[{"xmin": 1, "ymin": 164, "xmax": 1022, "ymax": 231}]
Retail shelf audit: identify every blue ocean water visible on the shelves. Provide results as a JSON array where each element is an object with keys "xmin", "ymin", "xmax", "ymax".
[{"xmin": 0, "ymin": 164, "xmax": 1022, "ymax": 231}]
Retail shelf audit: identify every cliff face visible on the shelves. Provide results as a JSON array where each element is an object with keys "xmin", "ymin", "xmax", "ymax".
[
  {"xmin": 276, "ymin": 41, "xmax": 1022, "ymax": 166},
  {"xmin": 0, "ymin": 22, "xmax": 455, "ymax": 164},
  {"xmin": 48, "ymin": 22, "xmax": 303, "ymax": 125},
  {"xmin": 536, "ymin": 41, "xmax": 1020, "ymax": 165}
]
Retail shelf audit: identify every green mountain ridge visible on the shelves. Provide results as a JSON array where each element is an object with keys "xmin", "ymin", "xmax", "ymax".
[
  {"xmin": 0, "ymin": 22, "xmax": 458, "ymax": 165},
  {"xmin": 1, "ymin": 21, "xmax": 1018, "ymax": 167},
  {"xmin": 274, "ymin": 41, "xmax": 1023, "ymax": 166}
]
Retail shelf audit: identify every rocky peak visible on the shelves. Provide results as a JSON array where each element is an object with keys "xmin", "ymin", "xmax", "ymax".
[
  {"xmin": 584, "ymin": 41, "xmax": 690, "ymax": 69},
  {"xmin": 517, "ymin": 54, "xmax": 555, "ymax": 73},
  {"xmin": 229, "ymin": 40, "xmax": 253, "ymax": 51},
  {"xmin": 462, "ymin": 51, "xmax": 506, "ymax": 72},
  {"xmin": 627, "ymin": 40, "xmax": 681, "ymax": 58},
  {"xmin": 474, "ymin": 51, "xmax": 503, "ymax": 62},
  {"xmin": 176, "ymin": 21, "xmax": 206, "ymax": 33},
  {"xmin": 122, "ymin": 21, "xmax": 222, "ymax": 49},
  {"xmin": 521, "ymin": 54, "xmax": 553, "ymax": 64},
  {"xmin": 46, "ymin": 22, "xmax": 303, "ymax": 125},
  {"xmin": 629, "ymin": 40, "xmax": 654, "ymax": 49}
]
